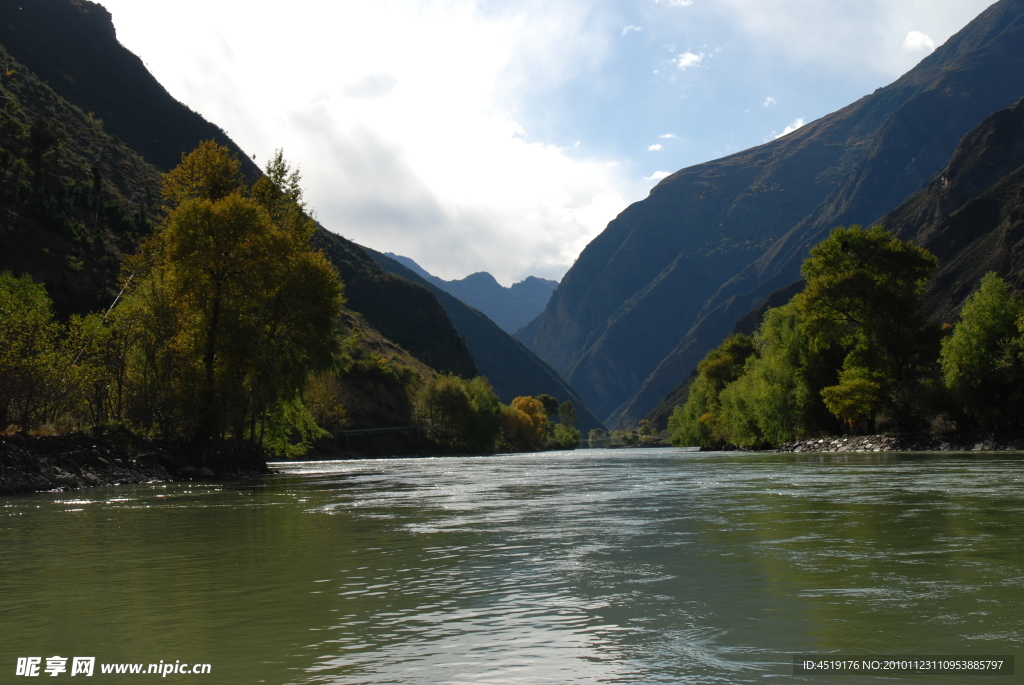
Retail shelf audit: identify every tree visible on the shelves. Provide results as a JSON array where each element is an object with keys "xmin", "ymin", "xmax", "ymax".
[
  {"xmin": 718, "ymin": 298, "xmax": 840, "ymax": 446},
  {"xmin": 668, "ymin": 334, "xmax": 756, "ymax": 448},
  {"xmin": 122, "ymin": 142, "xmax": 344, "ymax": 445},
  {"xmin": 558, "ymin": 400, "xmax": 577, "ymax": 427},
  {"xmin": 940, "ymin": 272, "xmax": 1024, "ymax": 429},
  {"xmin": 417, "ymin": 374, "xmax": 502, "ymax": 452},
  {"xmin": 535, "ymin": 394, "xmax": 559, "ymax": 418},
  {"xmin": 551, "ymin": 399, "xmax": 581, "ymax": 449},
  {"xmin": 0, "ymin": 272, "xmax": 76, "ymax": 431},
  {"xmin": 800, "ymin": 224, "xmax": 938, "ymax": 430}
]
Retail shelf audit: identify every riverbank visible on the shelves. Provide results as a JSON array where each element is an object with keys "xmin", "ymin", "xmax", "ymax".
[
  {"xmin": 0, "ymin": 429, "xmax": 270, "ymax": 495},
  {"xmin": 776, "ymin": 432, "xmax": 1024, "ymax": 453}
]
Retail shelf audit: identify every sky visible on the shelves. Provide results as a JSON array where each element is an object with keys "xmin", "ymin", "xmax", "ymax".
[{"xmin": 99, "ymin": 0, "xmax": 994, "ymax": 285}]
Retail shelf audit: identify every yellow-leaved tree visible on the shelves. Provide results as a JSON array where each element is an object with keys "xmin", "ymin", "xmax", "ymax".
[{"xmin": 121, "ymin": 142, "xmax": 343, "ymax": 446}]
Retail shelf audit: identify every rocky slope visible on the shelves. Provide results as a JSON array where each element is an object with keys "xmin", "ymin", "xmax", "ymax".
[
  {"xmin": 885, "ymin": 98, "xmax": 1024, "ymax": 320},
  {"xmin": 518, "ymin": 0, "xmax": 1024, "ymax": 429}
]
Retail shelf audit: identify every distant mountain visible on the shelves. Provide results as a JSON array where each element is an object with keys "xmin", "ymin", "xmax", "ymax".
[
  {"xmin": 371, "ymin": 252, "xmax": 604, "ymax": 433},
  {"xmin": 517, "ymin": 0, "xmax": 1024, "ymax": 428},
  {"xmin": 385, "ymin": 254, "xmax": 557, "ymax": 334}
]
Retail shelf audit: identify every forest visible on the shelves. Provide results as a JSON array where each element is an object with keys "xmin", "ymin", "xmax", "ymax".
[
  {"xmin": 670, "ymin": 225, "xmax": 1024, "ymax": 449},
  {"xmin": 0, "ymin": 141, "xmax": 582, "ymax": 456}
]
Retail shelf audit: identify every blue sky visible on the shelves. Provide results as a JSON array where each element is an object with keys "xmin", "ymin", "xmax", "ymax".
[{"xmin": 99, "ymin": 0, "xmax": 993, "ymax": 284}]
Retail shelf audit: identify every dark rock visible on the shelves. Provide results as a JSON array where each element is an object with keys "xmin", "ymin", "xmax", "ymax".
[{"xmin": 0, "ymin": 429, "xmax": 270, "ymax": 496}]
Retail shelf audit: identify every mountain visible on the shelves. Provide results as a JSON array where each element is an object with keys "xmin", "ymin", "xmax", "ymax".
[
  {"xmin": 0, "ymin": 0, "xmax": 257, "ymax": 177},
  {"xmin": 370, "ymin": 251, "xmax": 605, "ymax": 433},
  {"xmin": 385, "ymin": 254, "xmax": 557, "ymax": 334},
  {"xmin": 0, "ymin": 40, "xmax": 161, "ymax": 317},
  {"xmin": 886, "ymin": 97, "xmax": 1024, "ymax": 319},
  {"xmin": 643, "ymin": 96, "xmax": 1024, "ymax": 431},
  {"xmin": 517, "ymin": 0, "xmax": 1024, "ymax": 428},
  {"xmin": 315, "ymin": 235, "xmax": 477, "ymax": 378}
]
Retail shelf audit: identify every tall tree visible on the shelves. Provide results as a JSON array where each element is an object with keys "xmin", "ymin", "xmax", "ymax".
[
  {"xmin": 123, "ymin": 141, "xmax": 343, "ymax": 443},
  {"xmin": 800, "ymin": 225, "xmax": 938, "ymax": 430}
]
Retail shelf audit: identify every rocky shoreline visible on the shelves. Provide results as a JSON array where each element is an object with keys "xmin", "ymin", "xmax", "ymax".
[
  {"xmin": 0, "ymin": 428, "xmax": 271, "ymax": 496},
  {"xmin": 776, "ymin": 432, "xmax": 1024, "ymax": 453}
]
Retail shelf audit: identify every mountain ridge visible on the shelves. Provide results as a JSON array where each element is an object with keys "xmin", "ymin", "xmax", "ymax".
[
  {"xmin": 642, "ymin": 97, "xmax": 1024, "ymax": 431},
  {"xmin": 385, "ymin": 253, "xmax": 557, "ymax": 334},
  {"xmin": 518, "ymin": 0, "xmax": 1024, "ymax": 428}
]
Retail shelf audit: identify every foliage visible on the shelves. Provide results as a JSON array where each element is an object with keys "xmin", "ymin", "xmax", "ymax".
[
  {"xmin": 551, "ymin": 423, "xmax": 582, "ymax": 449},
  {"xmin": 800, "ymin": 224, "xmax": 939, "ymax": 430},
  {"xmin": 668, "ymin": 334, "xmax": 756, "ymax": 448},
  {"xmin": 558, "ymin": 400, "xmax": 577, "ymax": 428},
  {"xmin": 0, "ymin": 49, "xmax": 162, "ymax": 316},
  {"xmin": 416, "ymin": 374, "xmax": 502, "ymax": 453},
  {"xmin": 121, "ymin": 143, "xmax": 344, "ymax": 445},
  {"xmin": 718, "ymin": 299, "xmax": 843, "ymax": 446},
  {"xmin": 535, "ymin": 394, "xmax": 559, "ymax": 417},
  {"xmin": 550, "ymin": 399, "xmax": 581, "ymax": 449},
  {"xmin": 940, "ymin": 272, "xmax": 1024, "ymax": 429},
  {"xmin": 0, "ymin": 272, "xmax": 74, "ymax": 431},
  {"xmin": 506, "ymin": 396, "xmax": 550, "ymax": 450},
  {"xmin": 669, "ymin": 225, "xmax": 944, "ymax": 448}
]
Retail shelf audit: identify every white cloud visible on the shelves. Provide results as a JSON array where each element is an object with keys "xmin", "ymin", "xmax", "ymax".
[
  {"xmin": 645, "ymin": 170, "xmax": 672, "ymax": 181},
  {"xmin": 659, "ymin": 133, "xmax": 677, "ymax": 139},
  {"xmin": 100, "ymin": 0, "xmax": 632, "ymax": 285},
  {"xmin": 675, "ymin": 51, "xmax": 705, "ymax": 69},
  {"xmin": 622, "ymin": 24, "xmax": 642, "ymax": 36},
  {"xmin": 653, "ymin": 0, "xmax": 694, "ymax": 5},
  {"xmin": 774, "ymin": 117, "xmax": 805, "ymax": 138},
  {"xmin": 763, "ymin": 96, "xmax": 776, "ymax": 107},
  {"xmin": 711, "ymin": 0, "xmax": 989, "ymax": 77},
  {"xmin": 902, "ymin": 30, "xmax": 936, "ymax": 51},
  {"xmin": 343, "ymin": 72, "xmax": 398, "ymax": 99},
  {"xmin": 647, "ymin": 143, "xmax": 663, "ymax": 151},
  {"xmin": 88, "ymin": 0, "xmax": 994, "ymax": 283}
]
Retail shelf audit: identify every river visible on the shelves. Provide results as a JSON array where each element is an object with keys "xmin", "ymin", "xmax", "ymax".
[{"xmin": 2, "ymin": 448, "xmax": 1022, "ymax": 683}]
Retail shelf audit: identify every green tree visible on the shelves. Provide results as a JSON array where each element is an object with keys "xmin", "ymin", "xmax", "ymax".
[
  {"xmin": 668, "ymin": 334, "xmax": 756, "ymax": 448},
  {"xmin": 535, "ymin": 394, "xmax": 559, "ymax": 418},
  {"xmin": 0, "ymin": 272, "xmax": 76, "ymax": 431},
  {"xmin": 717, "ymin": 298, "xmax": 842, "ymax": 447},
  {"xmin": 558, "ymin": 400, "xmax": 577, "ymax": 427},
  {"xmin": 800, "ymin": 224, "xmax": 938, "ymax": 430},
  {"xmin": 417, "ymin": 374, "xmax": 502, "ymax": 453},
  {"xmin": 940, "ymin": 272, "xmax": 1024, "ymax": 429},
  {"xmin": 552, "ymin": 423, "xmax": 582, "ymax": 449}
]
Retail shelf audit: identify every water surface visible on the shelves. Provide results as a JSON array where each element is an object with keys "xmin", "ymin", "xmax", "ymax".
[{"xmin": 3, "ymin": 448, "xmax": 1023, "ymax": 683}]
